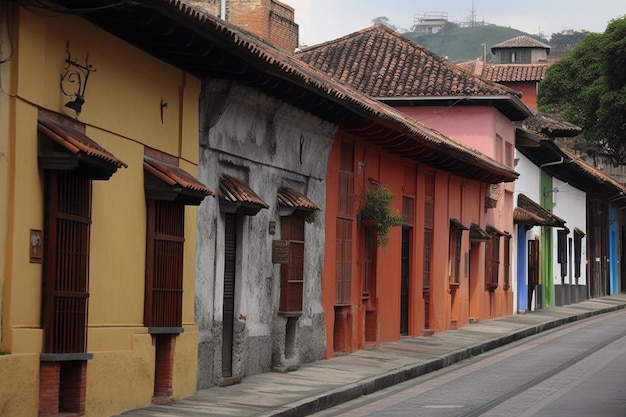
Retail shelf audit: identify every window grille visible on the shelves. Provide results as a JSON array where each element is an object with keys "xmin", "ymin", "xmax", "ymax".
[
  {"xmin": 43, "ymin": 170, "xmax": 91, "ymax": 353},
  {"xmin": 145, "ymin": 200, "xmax": 185, "ymax": 328},
  {"xmin": 279, "ymin": 215, "xmax": 305, "ymax": 313}
]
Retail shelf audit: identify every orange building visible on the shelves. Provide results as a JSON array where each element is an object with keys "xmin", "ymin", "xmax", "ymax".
[
  {"xmin": 299, "ymin": 26, "xmax": 532, "ymax": 354},
  {"xmin": 322, "ymin": 118, "xmax": 519, "ymax": 356}
]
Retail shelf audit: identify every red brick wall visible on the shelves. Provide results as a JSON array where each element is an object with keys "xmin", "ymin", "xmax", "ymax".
[
  {"xmin": 153, "ymin": 335, "xmax": 176, "ymax": 404},
  {"xmin": 39, "ymin": 362, "xmax": 61, "ymax": 417},
  {"xmin": 228, "ymin": 0, "xmax": 298, "ymax": 51},
  {"xmin": 39, "ymin": 361, "xmax": 88, "ymax": 417}
]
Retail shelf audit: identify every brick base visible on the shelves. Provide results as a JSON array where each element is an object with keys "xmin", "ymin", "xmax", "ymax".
[
  {"xmin": 39, "ymin": 360, "xmax": 87, "ymax": 417},
  {"xmin": 153, "ymin": 334, "xmax": 176, "ymax": 404}
]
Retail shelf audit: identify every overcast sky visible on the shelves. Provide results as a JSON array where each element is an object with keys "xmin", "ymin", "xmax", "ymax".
[{"xmin": 280, "ymin": 0, "xmax": 625, "ymax": 47}]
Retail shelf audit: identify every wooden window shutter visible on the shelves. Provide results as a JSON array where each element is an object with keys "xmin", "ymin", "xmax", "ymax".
[
  {"xmin": 528, "ymin": 239, "xmax": 540, "ymax": 286},
  {"xmin": 279, "ymin": 215, "xmax": 305, "ymax": 314},
  {"xmin": 335, "ymin": 218, "xmax": 352, "ymax": 304},
  {"xmin": 43, "ymin": 170, "xmax": 92, "ymax": 353},
  {"xmin": 422, "ymin": 171, "xmax": 435, "ymax": 289},
  {"xmin": 145, "ymin": 200, "xmax": 185, "ymax": 328},
  {"xmin": 338, "ymin": 142, "xmax": 354, "ymax": 218},
  {"xmin": 503, "ymin": 235, "xmax": 511, "ymax": 290},
  {"xmin": 362, "ymin": 227, "xmax": 376, "ymax": 296}
]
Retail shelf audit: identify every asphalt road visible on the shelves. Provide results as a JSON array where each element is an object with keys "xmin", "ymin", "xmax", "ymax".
[{"xmin": 311, "ymin": 309, "xmax": 626, "ymax": 417}]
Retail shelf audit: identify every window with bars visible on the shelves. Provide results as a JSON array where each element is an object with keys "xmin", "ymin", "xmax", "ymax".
[
  {"xmin": 448, "ymin": 226, "xmax": 463, "ymax": 285},
  {"xmin": 557, "ymin": 229, "xmax": 568, "ymax": 278},
  {"xmin": 336, "ymin": 142, "xmax": 354, "ymax": 305},
  {"xmin": 362, "ymin": 227, "xmax": 375, "ymax": 297},
  {"xmin": 336, "ymin": 218, "xmax": 352, "ymax": 304},
  {"xmin": 574, "ymin": 229, "xmax": 584, "ymax": 278},
  {"xmin": 503, "ymin": 234, "xmax": 511, "ymax": 290},
  {"xmin": 485, "ymin": 234, "xmax": 500, "ymax": 291},
  {"xmin": 43, "ymin": 170, "xmax": 92, "ymax": 354},
  {"xmin": 144, "ymin": 200, "xmax": 185, "ymax": 328},
  {"xmin": 423, "ymin": 172, "xmax": 434, "ymax": 289},
  {"xmin": 279, "ymin": 215, "xmax": 305, "ymax": 314}
]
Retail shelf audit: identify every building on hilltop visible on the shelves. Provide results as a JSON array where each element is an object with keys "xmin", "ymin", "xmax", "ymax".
[{"xmin": 412, "ymin": 11, "xmax": 449, "ymax": 34}]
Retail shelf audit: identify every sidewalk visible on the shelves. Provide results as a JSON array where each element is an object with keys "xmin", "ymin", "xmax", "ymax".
[{"xmin": 118, "ymin": 294, "xmax": 626, "ymax": 417}]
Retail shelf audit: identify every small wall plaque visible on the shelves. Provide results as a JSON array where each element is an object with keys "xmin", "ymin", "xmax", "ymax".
[
  {"xmin": 272, "ymin": 240, "xmax": 289, "ymax": 264},
  {"xmin": 30, "ymin": 229, "xmax": 43, "ymax": 263}
]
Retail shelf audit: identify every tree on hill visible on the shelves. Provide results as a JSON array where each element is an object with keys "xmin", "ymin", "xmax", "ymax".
[
  {"xmin": 549, "ymin": 29, "xmax": 590, "ymax": 58},
  {"xmin": 538, "ymin": 17, "xmax": 626, "ymax": 165}
]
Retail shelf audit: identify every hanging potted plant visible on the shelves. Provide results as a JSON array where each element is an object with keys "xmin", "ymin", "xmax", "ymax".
[{"xmin": 359, "ymin": 185, "xmax": 404, "ymax": 248}]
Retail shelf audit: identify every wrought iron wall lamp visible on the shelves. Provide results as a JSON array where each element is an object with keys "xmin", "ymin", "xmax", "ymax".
[{"xmin": 60, "ymin": 42, "xmax": 96, "ymax": 116}]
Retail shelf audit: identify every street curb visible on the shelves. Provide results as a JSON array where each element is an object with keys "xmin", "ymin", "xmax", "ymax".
[{"xmin": 262, "ymin": 301, "xmax": 625, "ymax": 417}]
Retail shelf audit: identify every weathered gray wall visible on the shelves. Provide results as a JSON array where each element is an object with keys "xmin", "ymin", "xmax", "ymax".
[{"xmin": 195, "ymin": 79, "xmax": 336, "ymax": 388}]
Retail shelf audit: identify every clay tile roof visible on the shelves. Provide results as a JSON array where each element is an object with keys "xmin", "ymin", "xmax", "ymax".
[
  {"xmin": 144, "ymin": 156, "xmax": 214, "ymax": 197},
  {"xmin": 514, "ymin": 206, "xmax": 547, "ymax": 225},
  {"xmin": 296, "ymin": 25, "xmax": 521, "ymax": 98},
  {"xmin": 483, "ymin": 63, "xmax": 551, "ymax": 82},
  {"xmin": 51, "ymin": 0, "xmax": 521, "ymax": 184},
  {"xmin": 518, "ymin": 112, "xmax": 582, "ymax": 138},
  {"xmin": 38, "ymin": 113, "xmax": 127, "ymax": 169},
  {"xmin": 563, "ymin": 149, "xmax": 626, "ymax": 193},
  {"xmin": 517, "ymin": 193, "xmax": 566, "ymax": 227},
  {"xmin": 491, "ymin": 36, "xmax": 551, "ymax": 52},
  {"xmin": 220, "ymin": 175, "xmax": 269, "ymax": 208},
  {"xmin": 277, "ymin": 188, "xmax": 321, "ymax": 211}
]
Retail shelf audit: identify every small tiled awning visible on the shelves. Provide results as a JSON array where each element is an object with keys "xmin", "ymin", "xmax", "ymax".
[
  {"xmin": 514, "ymin": 207, "xmax": 546, "ymax": 225},
  {"xmin": 470, "ymin": 223, "xmax": 490, "ymax": 242},
  {"xmin": 37, "ymin": 112, "xmax": 127, "ymax": 180},
  {"xmin": 277, "ymin": 187, "xmax": 321, "ymax": 212},
  {"xmin": 450, "ymin": 218, "xmax": 469, "ymax": 230},
  {"xmin": 486, "ymin": 224, "xmax": 507, "ymax": 236},
  {"xmin": 144, "ymin": 156, "xmax": 214, "ymax": 205},
  {"xmin": 219, "ymin": 174, "xmax": 268, "ymax": 215},
  {"xmin": 516, "ymin": 194, "xmax": 566, "ymax": 227},
  {"xmin": 574, "ymin": 227, "xmax": 586, "ymax": 237}
]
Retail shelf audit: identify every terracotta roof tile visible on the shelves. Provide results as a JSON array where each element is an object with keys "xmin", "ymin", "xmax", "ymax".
[
  {"xmin": 38, "ymin": 113, "xmax": 127, "ymax": 169},
  {"xmin": 220, "ymin": 175, "xmax": 269, "ymax": 208},
  {"xmin": 55, "ymin": 0, "xmax": 519, "ymax": 184},
  {"xmin": 296, "ymin": 25, "xmax": 521, "ymax": 98},
  {"xmin": 483, "ymin": 63, "xmax": 550, "ymax": 82},
  {"xmin": 516, "ymin": 193, "xmax": 566, "ymax": 227},
  {"xmin": 277, "ymin": 188, "xmax": 321, "ymax": 211},
  {"xmin": 457, "ymin": 58, "xmax": 550, "ymax": 83},
  {"xmin": 144, "ymin": 156, "xmax": 214, "ymax": 197},
  {"xmin": 518, "ymin": 112, "xmax": 582, "ymax": 138},
  {"xmin": 563, "ymin": 149, "xmax": 626, "ymax": 193},
  {"xmin": 514, "ymin": 206, "xmax": 546, "ymax": 225},
  {"xmin": 491, "ymin": 36, "xmax": 551, "ymax": 51}
]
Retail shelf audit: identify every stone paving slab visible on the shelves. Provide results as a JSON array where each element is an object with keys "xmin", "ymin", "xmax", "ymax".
[{"xmin": 116, "ymin": 294, "xmax": 626, "ymax": 417}]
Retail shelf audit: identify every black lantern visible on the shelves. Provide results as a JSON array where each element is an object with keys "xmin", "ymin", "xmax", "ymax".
[{"xmin": 60, "ymin": 42, "xmax": 96, "ymax": 116}]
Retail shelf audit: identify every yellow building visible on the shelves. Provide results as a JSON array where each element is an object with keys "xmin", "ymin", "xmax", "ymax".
[{"xmin": 0, "ymin": 3, "xmax": 211, "ymax": 416}]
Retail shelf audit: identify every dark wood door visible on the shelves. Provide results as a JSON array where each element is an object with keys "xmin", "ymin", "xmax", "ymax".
[{"xmin": 222, "ymin": 213, "xmax": 237, "ymax": 377}]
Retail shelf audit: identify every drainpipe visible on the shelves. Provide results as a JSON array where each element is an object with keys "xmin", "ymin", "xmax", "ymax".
[
  {"xmin": 540, "ymin": 157, "xmax": 565, "ymax": 169},
  {"xmin": 221, "ymin": 0, "xmax": 226, "ymax": 20}
]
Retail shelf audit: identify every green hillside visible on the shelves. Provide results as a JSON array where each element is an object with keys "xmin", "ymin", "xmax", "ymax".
[{"xmin": 402, "ymin": 24, "xmax": 548, "ymax": 64}]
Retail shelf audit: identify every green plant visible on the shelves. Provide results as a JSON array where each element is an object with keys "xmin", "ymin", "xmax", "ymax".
[
  {"xmin": 359, "ymin": 185, "xmax": 404, "ymax": 247},
  {"xmin": 305, "ymin": 209, "xmax": 320, "ymax": 224}
]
